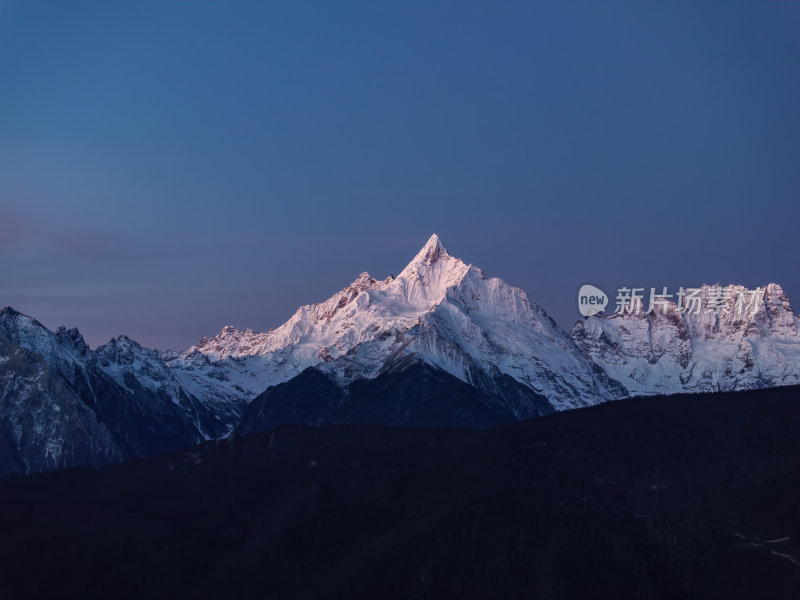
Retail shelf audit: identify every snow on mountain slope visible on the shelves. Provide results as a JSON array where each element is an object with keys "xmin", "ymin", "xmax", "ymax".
[
  {"xmin": 570, "ymin": 283, "xmax": 800, "ymax": 395},
  {"xmin": 168, "ymin": 235, "xmax": 626, "ymax": 413},
  {"xmin": 190, "ymin": 237, "xmax": 467, "ymax": 362},
  {"xmin": 0, "ymin": 308, "xmax": 86, "ymax": 376},
  {"xmin": 0, "ymin": 307, "xmax": 235, "ymax": 476}
]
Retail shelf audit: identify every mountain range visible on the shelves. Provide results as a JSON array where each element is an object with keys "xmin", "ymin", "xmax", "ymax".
[{"xmin": 2, "ymin": 234, "xmax": 799, "ymax": 477}]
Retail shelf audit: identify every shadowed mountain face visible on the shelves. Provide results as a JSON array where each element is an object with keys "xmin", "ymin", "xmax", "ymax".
[
  {"xmin": 1, "ymin": 385, "xmax": 799, "ymax": 600},
  {"xmin": 236, "ymin": 359, "xmax": 553, "ymax": 434},
  {"xmin": 0, "ymin": 308, "xmax": 232, "ymax": 478}
]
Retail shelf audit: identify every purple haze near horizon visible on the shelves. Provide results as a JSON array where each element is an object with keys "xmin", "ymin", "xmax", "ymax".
[{"xmin": 1, "ymin": 1, "xmax": 799, "ymax": 350}]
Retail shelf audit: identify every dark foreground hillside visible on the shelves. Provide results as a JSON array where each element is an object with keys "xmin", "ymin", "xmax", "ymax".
[{"xmin": 1, "ymin": 386, "xmax": 799, "ymax": 600}]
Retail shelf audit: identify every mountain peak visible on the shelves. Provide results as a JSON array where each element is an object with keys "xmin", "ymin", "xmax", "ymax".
[
  {"xmin": 55, "ymin": 326, "xmax": 89, "ymax": 355},
  {"xmin": 764, "ymin": 282, "xmax": 785, "ymax": 295},
  {"xmin": 350, "ymin": 271, "xmax": 375, "ymax": 289},
  {"xmin": 412, "ymin": 234, "xmax": 448, "ymax": 265}
]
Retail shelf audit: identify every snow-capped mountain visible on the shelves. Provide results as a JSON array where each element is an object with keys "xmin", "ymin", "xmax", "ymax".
[
  {"xmin": 3, "ymin": 233, "xmax": 800, "ymax": 477},
  {"xmin": 167, "ymin": 234, "xmax": 626, "ymax": 416},
  {"xmin": 0, "ymin": 307, "xmax": 232, "ymax": 477},
  {"xmin": 571, "ymin": 283, "xmax": 800, "ymax": 395}
]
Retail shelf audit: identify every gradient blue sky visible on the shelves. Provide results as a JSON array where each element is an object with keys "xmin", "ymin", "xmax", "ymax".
[{"xmin": 2, "ymin": 1, "xmax": 799, "ymax": 349}]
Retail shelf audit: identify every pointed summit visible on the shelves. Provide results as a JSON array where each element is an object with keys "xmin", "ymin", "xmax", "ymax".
[
  {"xmin": 393, "ymin": 234, "xmax": 470, "ymax": 308},
  {"xmin": 412, "ymin": 233, "xmax": 448, "ymax": 265}
]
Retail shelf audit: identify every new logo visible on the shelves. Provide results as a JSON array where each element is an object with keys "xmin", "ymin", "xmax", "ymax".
[{"xmin": 578, "ymin": 284, "xmax": 608, "ymax": 317}]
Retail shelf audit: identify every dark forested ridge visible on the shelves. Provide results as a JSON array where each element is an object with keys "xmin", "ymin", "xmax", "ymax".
[
  {"xmin": 236, "ymin": 361, "xmax": 553, "ymax": 435},
  {"xmin": 1, "ymin": 385, "xmax": 799, "ymax": 599}
]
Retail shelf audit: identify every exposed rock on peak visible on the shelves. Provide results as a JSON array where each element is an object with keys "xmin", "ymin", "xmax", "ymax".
[{"xmin": 412, "ymin": 233, "xmax": 448, "ymax": 264}]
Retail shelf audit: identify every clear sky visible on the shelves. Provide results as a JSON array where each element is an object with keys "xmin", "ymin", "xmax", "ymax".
[{"xmin": 2, "ymin": 1, "xmax": 799, "ymax": 349}]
